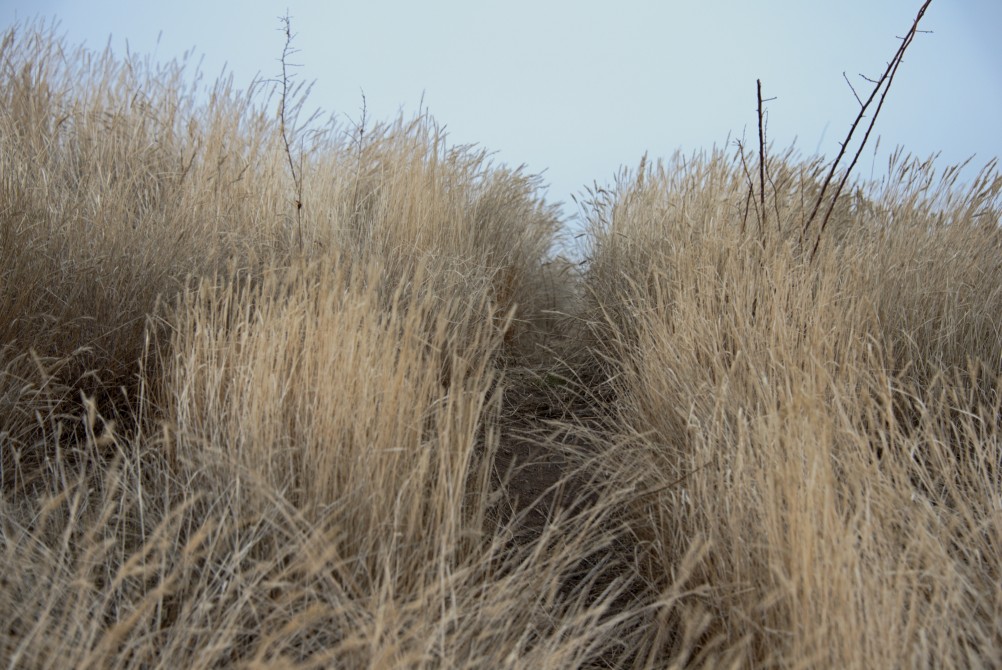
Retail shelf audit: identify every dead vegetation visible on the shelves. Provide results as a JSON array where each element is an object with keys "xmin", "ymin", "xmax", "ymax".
[{"xmin": 2, "ymin": 12, "xmax": 1001, "ymax": 668}]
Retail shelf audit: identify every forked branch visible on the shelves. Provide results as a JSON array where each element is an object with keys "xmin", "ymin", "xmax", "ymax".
[{"xmin": 804, "ymin": 0, "xmax": 934, "ymax": 260}]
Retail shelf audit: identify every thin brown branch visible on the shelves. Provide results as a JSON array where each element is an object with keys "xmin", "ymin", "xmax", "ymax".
[
  {"xmin": 735, "ymin": 138, "xmax": 761, "ymax": 235},
  {"xmin": 843, "ymin": 71, "xmax": 864, "ymax": 106},
  {"xmin": 803, "ymin": 0, "xmax": 934, "ymax": 259},
  {"xmin": 741, "ymin": 179, "xmax": 753, "ymax": 235},
  {"xmin": 757, "ymin": 79, "xmax": 768, "ymax": 235},
  {"xmin": 278, "ymin": 13, "xmax": 304, "ymax": 252},
  {"xmin": 350, "ymin": 91, "xmax": 367, "ymax": 220}
]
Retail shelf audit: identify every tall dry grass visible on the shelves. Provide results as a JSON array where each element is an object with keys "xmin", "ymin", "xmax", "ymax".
[
  {"xmin": 3, "ymin": 17, "xmax": 1002, "ymax": 669},
  {"xmin": 579, "ymin": 148, "xmax": 1002, "ymax": 666},
  {"xmin": 0, "ymin": 19, "xmax": 559, "ymax": 393},
  {"xmin": 1, "ymin": 253, "xmax": 641, "ymax": 667},
  {"xmin": 1, "ymin": 21, "xmax": 645, "ymax": 669},
  {"xmin": 0, "ymin": 17, "xmax": 561, "ymax": 474}
]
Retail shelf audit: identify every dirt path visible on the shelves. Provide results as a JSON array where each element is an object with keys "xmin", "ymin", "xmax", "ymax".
[{"xmin": 490, "ymin": 367, "xmax": 603, "ymax": 540}]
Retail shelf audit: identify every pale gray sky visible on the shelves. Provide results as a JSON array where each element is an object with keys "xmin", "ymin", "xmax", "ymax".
[{"xmin": 3, "ymin": 1, "xmax": 1000, "ymax": 218}]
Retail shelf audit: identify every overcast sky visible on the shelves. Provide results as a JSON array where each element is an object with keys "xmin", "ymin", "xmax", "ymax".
[{"xmin": 3, "ymin": 1, "xmax": 1000, "ymax": 219}]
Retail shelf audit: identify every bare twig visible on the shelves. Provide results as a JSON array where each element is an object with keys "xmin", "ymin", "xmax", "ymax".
[
  {"xmin": 278, "ymin": 13, "xmax": 304, "ymax": 252},
  {"xmin": 736, "ymin": 138, "xmax": 761, "ymax": 235},
  {"xmin": 804, "ymin": 0, "xmax": 934, "ymax": 260},
  {"xmin": 350, "ymin": 91, "xmax": 367, "ymax": 222},
  {"xmin": 741, "ymin": 183, "xmax": 753, "ymax": 235},
  {"xmin": 356, "ymin": 94, "xmax": 368, "ymax": 167},
  {"xmin": 843, "ymin": 71, "xmax": 864, "ymax": 106},
  {"xmin": 757, "ymin": 79, "xmax": 768, "ymax": 234}
]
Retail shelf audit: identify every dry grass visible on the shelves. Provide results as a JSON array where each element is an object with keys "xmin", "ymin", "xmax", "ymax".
[
  {"xmin": 2, "ymin": 20, "xmax": 1002, "ymax": 669},
  {"xmin": 579, "ymin": 149, "xmax": 1002, "ymax": 666}
]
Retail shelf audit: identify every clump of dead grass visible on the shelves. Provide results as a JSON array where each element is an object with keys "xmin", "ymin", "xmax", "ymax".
[
  {"xmin": 577, "ymin": 148, "xmax": 1002, "ymax": 667},
  {"xmin": 0, "ymin": 21, "xmax": 643, "ymax": 669}
]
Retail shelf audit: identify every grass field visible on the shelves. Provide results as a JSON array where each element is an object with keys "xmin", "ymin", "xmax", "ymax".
[{"xmin": 2, "ymin": 22, "xmax": 1000, "ymax": 668}]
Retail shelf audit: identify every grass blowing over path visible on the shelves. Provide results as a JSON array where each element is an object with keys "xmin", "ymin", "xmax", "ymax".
[{"xmin": 2, "ymin": 18, "xmax": 1002, "ymax": 668}]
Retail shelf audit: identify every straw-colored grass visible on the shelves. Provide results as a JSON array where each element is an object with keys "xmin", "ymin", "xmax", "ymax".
[
  {"xmin": 2, "ymin": 19, "xmax": 1001, "ymax": 669},
  {"xmin": 579, "ymin": 149, "xmax": 1002, "ymax": 666}
]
